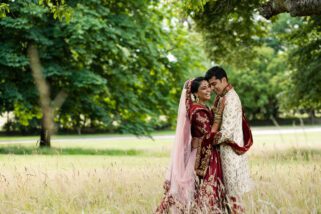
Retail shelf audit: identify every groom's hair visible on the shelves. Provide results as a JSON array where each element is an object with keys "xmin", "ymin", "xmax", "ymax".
[{"xmin": 205, "ymin": 66, "xmax": 228, "ymax": 82}]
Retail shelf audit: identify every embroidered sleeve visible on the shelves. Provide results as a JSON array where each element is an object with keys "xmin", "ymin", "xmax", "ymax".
[
  {"xmin": 192, "ymin": 111, "xmax": 218, "ymax": 140},
  {"xmin": 192, "ymin": 111, "xmax": 211, "ymax": 138},
  {"xmin": 217, "ymin": 95, "xmax": 241, "ymax": 144}
]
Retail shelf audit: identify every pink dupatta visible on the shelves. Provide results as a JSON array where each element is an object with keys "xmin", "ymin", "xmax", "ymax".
[{"xmin": 165, "ymin": 80, "xmax": 196, "ymax": 204}]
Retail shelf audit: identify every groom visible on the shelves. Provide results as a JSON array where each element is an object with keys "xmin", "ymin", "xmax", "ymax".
[{"xmin": 205, "ymin": 66, "xmax": 253, "ymax": 213}]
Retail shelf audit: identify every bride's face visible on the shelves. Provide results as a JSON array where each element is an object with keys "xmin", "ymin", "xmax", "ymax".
[{"xmin": 196, "ymin": 80, "xmax": 211, "ymax": 102}]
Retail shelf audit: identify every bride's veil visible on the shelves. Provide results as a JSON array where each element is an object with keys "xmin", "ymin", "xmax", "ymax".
[{"xmin": 165, "ymin": 80, "xmax": 197, "ymax": 204}]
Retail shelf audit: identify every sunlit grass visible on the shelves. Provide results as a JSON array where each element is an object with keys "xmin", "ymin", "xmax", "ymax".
[
  {"xmin": 0, "ymin": 155, "xmax": 169, "ymax": 213},
  {"xmin": 246, "ymin": 153, "xmax": 320, "ymax": 213},
  {"xmin": 0, "ymin": 150, "xmax": 319, "ymax": 213},
  {"xmin": 0, "ymin": 131, "xmax": 320, "ymax": 213}
]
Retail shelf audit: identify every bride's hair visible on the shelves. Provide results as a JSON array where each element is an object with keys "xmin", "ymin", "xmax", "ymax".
[{"xmin": 191, "ymin": 76, "xmax": 206, "ymax": 94}]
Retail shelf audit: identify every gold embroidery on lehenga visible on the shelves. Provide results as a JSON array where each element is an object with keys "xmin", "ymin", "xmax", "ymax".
[
  {"xmin": 156, "ymin": 174, "xmax": 227, "ymax": 213},
  {"xmin": 194, "ymin": 139, "xmax": 203, "ymax": 171},
  {"xmin": 196, "ymin": 144, "xmax": 212, "ymax": 177},
  {"xmin": 191, "ymin": 137, "xmax": 202, "ymax": 150}
]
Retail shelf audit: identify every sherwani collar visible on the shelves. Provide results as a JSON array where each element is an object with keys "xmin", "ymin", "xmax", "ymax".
[{"xmin": 220, "ymin": 84, "xmax": 233, "ymax": 97}]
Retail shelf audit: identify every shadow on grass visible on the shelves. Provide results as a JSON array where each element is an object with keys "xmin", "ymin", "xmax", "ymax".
[{"xmin": 0, "ymin": 146, "xmax": 148, "ymax": 156}]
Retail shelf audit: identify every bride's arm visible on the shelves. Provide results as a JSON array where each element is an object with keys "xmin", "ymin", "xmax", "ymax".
[{"xmin": 211, "ymin": 96, "xmax": 225, "ymax": 133}]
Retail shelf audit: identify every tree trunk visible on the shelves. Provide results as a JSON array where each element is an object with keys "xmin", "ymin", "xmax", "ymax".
[
  {"xmin": 259, "ymin": 0, "xmax": 321, "ymax": 19},
  {"xmin": 28, "ymin": 44, "xmax": 53, "ymax": 148},
  {"xmin": 77, "ymin": 127, "xmax": 81, "ymax": 135},
  {"xmin": 40, "ymin": 116, "xmax": 51, "ymax": 147},
  {"xmin": 308, "ymin": 109, "xmax": 316, "ymax": 125},
  {"xmin": 6, "ymin": 111, "xmax": 11, "ymax": 133}
]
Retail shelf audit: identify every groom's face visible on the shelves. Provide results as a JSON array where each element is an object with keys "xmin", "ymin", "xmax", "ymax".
[{"xmin": 208, "ymin": 76, "xmax": 225, "ymax": 95}]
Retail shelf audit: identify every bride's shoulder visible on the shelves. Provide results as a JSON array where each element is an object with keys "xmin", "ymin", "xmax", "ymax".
[{"xmin": 189, "ymin": 103, "xmax": 211, "ymax": 118}]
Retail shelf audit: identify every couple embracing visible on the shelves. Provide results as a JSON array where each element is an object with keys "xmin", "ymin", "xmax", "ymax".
[{"xmin": 156, "ymin": 66, "xmax": 254, "ymax": 214}]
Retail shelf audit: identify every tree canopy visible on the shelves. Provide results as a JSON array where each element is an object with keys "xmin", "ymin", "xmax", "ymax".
[
  {"xmin": 0, "ymin": 0, "xmax": 320, "ymax": 139},
  {"xmin": 182, "ymin": 0, "xmax": 321, "ymax": 119},
  {"xmin": 0, "ymin": 0, "xmax": 208, "ymax": 137}
]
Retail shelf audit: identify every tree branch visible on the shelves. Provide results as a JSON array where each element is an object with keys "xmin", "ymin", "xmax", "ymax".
[{"xmin": 259, "ymin": 0, "xmax": 321, "ymax": 19}]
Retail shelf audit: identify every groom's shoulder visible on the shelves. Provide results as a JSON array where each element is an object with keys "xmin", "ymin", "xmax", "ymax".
[
  {"xmin": 226, "ymin": 88, "xmax": 238, "ymax": 98},
  {"xmin": 227, "ymin": 88, "xmax": 242, "ymax": 105},
  {"xmin": 232, "ymin": 88, "xmax": 241, "ymax": 98}
]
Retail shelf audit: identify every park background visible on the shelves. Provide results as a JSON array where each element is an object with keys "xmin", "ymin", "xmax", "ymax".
[{"xmin": 0, "ymin": 0, "xmax": 320, "ymax": 213}]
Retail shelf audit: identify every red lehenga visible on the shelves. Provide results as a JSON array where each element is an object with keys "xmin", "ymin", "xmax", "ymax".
[
  {"xmin": 188, "ymin": 103, "xmax": 226, "ymax": 213},
  {"xmin": 155, "ymin": 80, "xmax": 227, "ymax": 213}
]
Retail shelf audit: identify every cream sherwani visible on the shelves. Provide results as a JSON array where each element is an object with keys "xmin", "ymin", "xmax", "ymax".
[{"xmin": 218, "ymin": 88, "xmax": 253, "ymax": 196}]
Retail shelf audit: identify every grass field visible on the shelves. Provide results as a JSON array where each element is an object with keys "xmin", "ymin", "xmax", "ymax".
[{"xmin": 0, "ymin": 130, "xmax": 320, "ymax": 213}]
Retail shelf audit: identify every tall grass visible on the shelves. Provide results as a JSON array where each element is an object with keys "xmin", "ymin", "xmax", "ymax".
[
  {"xmin": 0, "ymin": 131, "xmax": 320, "ymax": 213},
  {"xmin": 0, "ymin": 149, "xmax": 320, "ymax": 213},
  {"xmin": 0, "ymin": 156, "xmax": 168, "ymax": 213}
]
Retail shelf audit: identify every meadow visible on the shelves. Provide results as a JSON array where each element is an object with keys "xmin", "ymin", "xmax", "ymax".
[{"xmin": 0, "ymin": 128, "xmax": 320, "ymax": 213}]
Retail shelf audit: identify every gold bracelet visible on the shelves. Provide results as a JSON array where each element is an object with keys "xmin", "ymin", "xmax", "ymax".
[{"xmin": 215, "ymin": 113, "xmax": 222, "ymax": 117}]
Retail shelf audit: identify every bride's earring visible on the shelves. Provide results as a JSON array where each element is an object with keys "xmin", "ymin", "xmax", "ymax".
[{"xmin": 195, "ymin": 95, "xmax": 199, "ymax": 103}]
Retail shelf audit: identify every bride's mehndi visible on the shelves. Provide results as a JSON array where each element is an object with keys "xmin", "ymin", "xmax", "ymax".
[{"xmin": 211, "ymin": 96, "xmax": 225, "ymax": 133}]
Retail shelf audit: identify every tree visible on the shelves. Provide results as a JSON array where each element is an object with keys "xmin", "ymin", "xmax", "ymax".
[
  {"xmin": 0, "ymin": 0, "xmax": 72, "ymax": 21},
  {"xmin": 182, "ymin": 0, "xmax": 321, "ymax": 19},
  {"xmin": 259, "ymin": 0, "xmax": 321, "ymax": 19},
  {"xmin": 0, "ymin": 1, "xmax": 108, "ymax": 146},
  {"xmin": 277, "ymin": 16, "xmax": 321, "ymax": 112},
  {"xmin": 0, "ymin": 0, "xmax": 208, "ymax": 142},
  {"xmin": 182, "ymin": 1, "xmax": 321, "ymax": 120},
  {"xmin": 183, "ymin": 0, "xmax": 267, "ymax": 68},
  {"xmin": 226, "ymin": 45, "xmax": 287, "ymax": 120}
]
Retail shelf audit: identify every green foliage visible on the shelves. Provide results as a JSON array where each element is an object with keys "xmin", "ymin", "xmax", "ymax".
[
  {"xmin": 0, "ymin": 0, "xmax": 72, "ymax": 22},
  {"xmin": 227, "ymin": 46, "xmax": 287, "ymax": 120},
  {"xmin": 39, "ymin": 0, "xmax": 73, "ymax": 22},
  {"xmin": 182, "ymin": 0, "xmax": 210, "ymax": 13},
  {"xmin": 183, "ymin": 2, "xmax": 320, "ymax": 118},
  {"xmin": 285, "ymin": 16, "xmax": 321, "ymax": 110},
  {"xmin": 0, "ymin": 3, "xmax": 10, "ymax": 18},
  {"xmin": 260, "ymin": 14, "xmax": 321, "ymax": 112},
  {"xmin": 183, "ymin": 0, "xmax": 267, "ymax": 68},
  {"xmin": 0, "ymin": 0, "xmax": 208, "ymax": 135}
]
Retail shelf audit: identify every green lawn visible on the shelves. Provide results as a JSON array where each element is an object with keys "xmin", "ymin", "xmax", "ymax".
[{"xmin": 0, "ymin": 129, "xmax": 320, "ymax": 155}]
